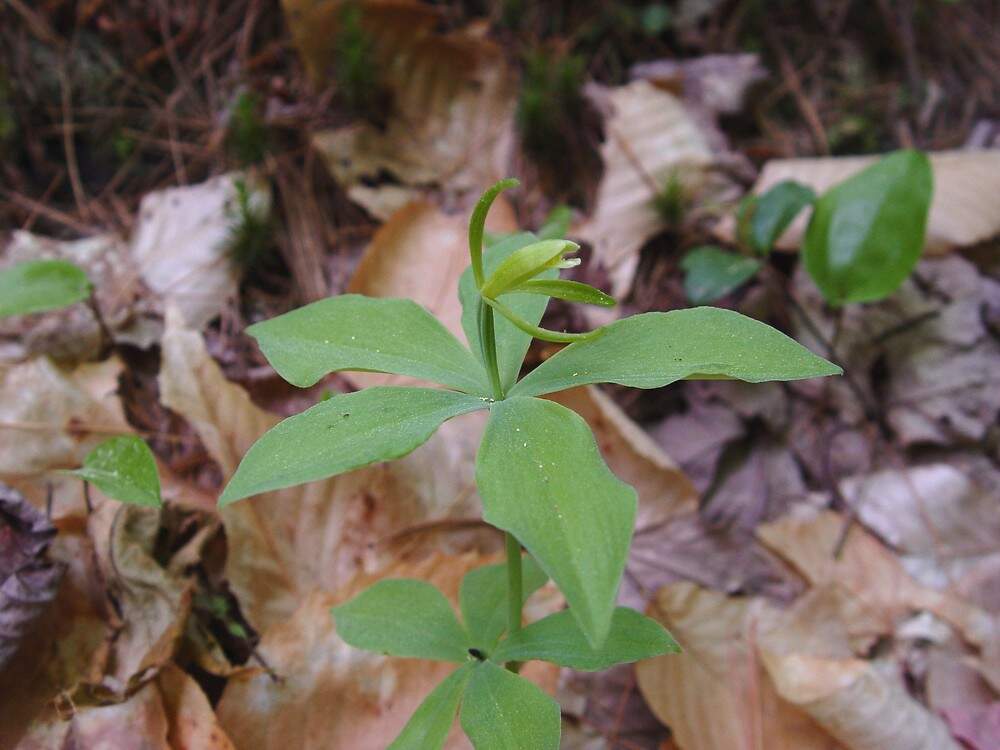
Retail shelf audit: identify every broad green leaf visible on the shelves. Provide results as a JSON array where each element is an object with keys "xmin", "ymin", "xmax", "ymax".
[
  {"xmin": 510, "ymin": 279, "xmax": 615, "ymax": 307},
  {"xmin": 460, "ymin": 233, "xmax": 557, "ymax": 392},
  {"xmin": 477, "ymin": 397, "xmax": 636, "ymax": 648},
  {"xmin": 0, "ymin": 260, "xmax": 91, "ymax": 318},
  {"xmin": 219, "ymin": 387, "xmax": 485, "ymax": 505},
  {"xmin": 66, "ymin": 436, "xmax": 162, "ymax": 507},
  {"xmin": 803, "ymin": 149, "xmax": 932, "ymax": 305},
  {"xmin": 332, "ymin": 579, "xmax": 471, "ymax": 662},
  {"xmin": 459, "ymin": 662, "xmax": 560, "ymax": 750},
  {"xmin": 493, "ymin": 607, "xmax": 679, "ymax": 671},
  {"xmin": 749, "ymin": 180, "xmax": 815, "ymax": 253},
  {"xmin": 460, "ymin": 556, "xmax": 548, "ymax": 650},
  {"xmin": 389, "ymin": 665, "xmax": 473, "ymax": 750},
  {"xmin": 536, "ymin": 205, "xmax": 571, "ymax": 240},
  {"xmin": 247, "ymin": 295, "xmax": 488, "ymax": 394},
  {"xmin": 510, "ymin": 308, "xmax": 841, "ymax": 398},
  {"xmin": 680, "ymin": 246, "xmax": 761, "ymax": 304},
  {"xmin": 480, "ymin": 240, "xmax": 579, "ymax": 299}
]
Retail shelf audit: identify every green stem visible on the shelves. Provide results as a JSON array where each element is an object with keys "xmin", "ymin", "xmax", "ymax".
[{"xmin": 478, "ymin": 299, "xmax": 505, "ymax": 401}]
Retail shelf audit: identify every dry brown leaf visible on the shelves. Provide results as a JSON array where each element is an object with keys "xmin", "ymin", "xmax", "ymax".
[
  {"xmin": 216, "ymin": 552, "xmax": 558, "ymax": 750},
  {"xmin": 157, "ymin": 663, "xmax": 236, "ymax": 749},
  {"xmin": 724, "ymin": 149, "xmax": 1000, "ymax": 253},
  {"xmin": 579, "ymin": 79, "xmax": 734, "ymax": 297},
  {"xmin": 158, "ymin": 308, "xmax": 487, "ymax": 632},
  {"xmin": 637, "ymin": 582, "xmax": 839, "ymax": 750},
  {"xmin": 131, "ymin": 172, "xmax": 268, "ymax": 330},
  {"xmin": 0, "ymin": 355, "xmax": 127, "ymax": 477},
  {"xmin": 298, "ymin": 0, "xmax": 517, "ymax": 212},
  {"xmin": 757, "ymin": 508, "xmax": 996, "ymax": 649}
]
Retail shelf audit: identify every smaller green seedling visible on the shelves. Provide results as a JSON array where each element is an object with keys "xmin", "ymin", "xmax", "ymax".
[
  {"xmin": 62, "ymin": 435, "xmax": 163, "ymax": 508},
  {"xmin": 219, "ymin": 178, "xmax": 840, "ymax": 748},
  {"xmin": 0, "ymin": 259, "xmax": 92, "ymax": 318},
  {"xmin": 681, "ymin": 149, "xmax": 933, "ymax": 306}
]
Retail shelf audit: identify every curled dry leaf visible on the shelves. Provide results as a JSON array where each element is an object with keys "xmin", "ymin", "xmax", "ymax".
[
  {"xmin": 296, "ymin": 0, "xmax": 517, "ymax": 214},
  {"xmin": 719, "ymin": 149, "xmax": 1000, "ymax": 252},
  {"xmin": 0, "ymin": 355, "xmax": 127, "ymax": 477},
  {"xmin": 579, "ymin": 80, "xmax": 731, "ymax": 298},
  {"xmin": 216, "ymin": 552, "xmax": 558, "ymax": 750},
  {"xmin": 0, "ymin": 484, "xmax": 62, "ymax": 670},
  {"xmin": 132, "ymin": 172, "xmax": 268, "ymax": 330}
]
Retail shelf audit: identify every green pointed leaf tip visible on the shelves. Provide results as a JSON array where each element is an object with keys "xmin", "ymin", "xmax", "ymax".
[
  {"xmin": 219, "ymin": 387, "xmax": 486, "ymax": 505},
  {"xmin": 511, "ymin": 307, "xmax": 841, "ymax": 398},
  {"xmin": 0, "ymin": 260, "xmax": 91, "ymax": 318},
  {"xmin": 332, "ymin": 579, "xmax": 471, "ymax": 662},
  {"xmin": 803, "ymin": 149, "xmax": 932, "ymax": 306},
  {"xmin": 477, "ymin": 397, "xmax": 636, "ymax": 648},
  {"xmin": 680, "ymin": 246, "xmax": 761, "ymax": 304},
  {"xmin": 749, "ymin": 180, "xmax": 816, "ymax": 254},
  {"xmin": 511, "ymin": 279, "xmax": 615, "ymax": 307},
  {"xmin": 389, "ymin": 665, "xmax": 473, "ymax": 750},
  {"xmin": 247, "ymin": 295, "xmax": 488, "ymax": 394},
  {"xmin": 68, "ymin": 436, "xmax": 162, "ymax": 507},
  {"xmin": 460, "ymin": 556, "xmax": 548, "ymax": 649},
  {"xmin": 494, "ymin": 607, "xmax": 679, "ymax": 671},
  {"xmin": 460, "ymin": 662, "xmax": 561, "ymax": 750},
  {"xmin": 480, "ymin": 239, "xmax": 579, "ymax": 299},
  {"xmin": 470, "ymin": 178, "xmax": 520, "ymax": 287},
  {"xmin": 460, "ymin": 233, "xmax": 558, "ymax": 391}
]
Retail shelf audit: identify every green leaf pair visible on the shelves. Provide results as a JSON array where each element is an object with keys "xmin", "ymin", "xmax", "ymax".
[
  {"xmin": 331, "ymin": 558, "xmax": 679, "ymax": 749},
  {"xmin": 681, "ymin": 149, "xmax": 933, "ymax": 307}
]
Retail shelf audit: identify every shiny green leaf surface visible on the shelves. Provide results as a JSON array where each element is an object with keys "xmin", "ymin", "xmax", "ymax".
[
  {"xmin": 803, "ymin": 149, "xmax": 932, "ymax": 305},
  {"xmin": 510, "ymin": 308, "xmax": 841, "ymax": 398},
  {"xmin": 219, "ymin": 387, "xmax": 486, "ymax": 505},
  {"xmin": 68, "ymin": 436, "xmax": 162, "ymax": 507},
  {"xmin": 459, "ymin": 662, "xmax": 560, "ymax": 750},
  {"xmin": 332, "ymin": 579, "xmax": 471, "ymax": 662},
  {"xmin": 247, "ymin": 295, "xmax": 488, "ymax": 394},
  {"xmin": 0, "ymin": 260, "xmax": 91, "ymax": 318},
  {"xmin": 493, "ymin": 607, "xmax": 679, "ymax": 671},
  {"xmin": 680, "ymin": 246, "xmax": 761, "ymax": 304},
  {"xmin": 477, "ymin": 397, "xmax": 636, "ymax": 648}
]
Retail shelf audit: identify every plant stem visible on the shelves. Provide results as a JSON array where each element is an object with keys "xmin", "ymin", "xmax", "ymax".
[{"xmin": 478, "ymin": 299, "xmax": 505, "ymax": 401}]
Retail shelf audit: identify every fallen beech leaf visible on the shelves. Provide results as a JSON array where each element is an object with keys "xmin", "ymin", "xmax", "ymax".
[
  {"xmin": 723, "ymin": 150, "xmax": 1000, "ymax": 253},
  {"xmin": 216, "ymin": 552, "xmax": 558, "ymax": 750},
  {"xmin": 941, "ymin": 703, "xmax": 1000, "ymax": 750},
  {"xmin": 0, "ymin": 356, "xmax": 127, "ymax": 477},
  {"xmin": 579, "ymin": 80, "xmax": 735, "ymax": 297},
  {"xmin": 157, "ymin": 663, "xmax": 236, "ymax": 749},
  {"xmin": 0, "ymin": 484, "xmax": 62, "ymax": 670},
  {"xmin": 131, "ymin": 172, "xmax": 269, "ymax": 330},
  {"xmin": 636, "ymin": 582, "xmax": 837, "ymax": 750},
  {"xmin": 299, "ymin": 0, "xmax": 517, "ymax": 210}
]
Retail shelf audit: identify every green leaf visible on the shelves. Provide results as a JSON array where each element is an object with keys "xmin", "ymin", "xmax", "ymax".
[
  {"xmin": 219, "ymin": 387, "xmax": 485, "ymax": 505},
  {"xmin": 0, "ymin": 260, "xmax": 91, "ymax": 318},
  {"xmin": 332, "ymin": 579, "xmax": 471, "ymax": 662},
  {"xmin": 510, "ymin": 308, "xmax": 841, "ymax": 398},
  {"xmin": 749, "ymin": 180, "xmax": 815, "ymax": 253},
  {"xmin": 459, "ymin": 662, "xmax": 560, "ymax": 750},
  {"xmin": 477, "ymin": 397, "xmax": 636, "ymax": 648},
  {"xmin": 247, "ymin": 295, "xmax": 488, "ymax": 394},
  {"xmin": 509, "ymin": 279, "xmax": 615, "ymax": 307},
  {"xmin": 460, "ymin": 556, "xmax": 548, "ymax": 650},
  {"xmin": 389, "ymin": 665, "xmax": 473, "ymax": 750},
  {"xmin": 460, "ymin": 233, "xmax": 557, "ymax": 392},
  {"xmin": 493, "ymin": 607, "xmax": 679, "ymax": 671},
  {"xmin": 480, "ymin": 240, "xmax": 579, "ymax": 299},
  {"xmin": 536, "ymin": 205, "xmax": 571, "ymax": 240},
  {"xmin": 66, "ymin": 436, "xmax": 162, "ymax": 507},
  {"xmin": 680, "ymin": 246, "xmax": 761, "ymax": 304},
  {"xmin": 803, "ymin": 149, "xmax": 933, "ymax": 305}
]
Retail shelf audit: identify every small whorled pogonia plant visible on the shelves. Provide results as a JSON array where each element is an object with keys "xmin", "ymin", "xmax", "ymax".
[{"xmin": 220, "ymin": 179, "xmax": 841, "ymax": 748}]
